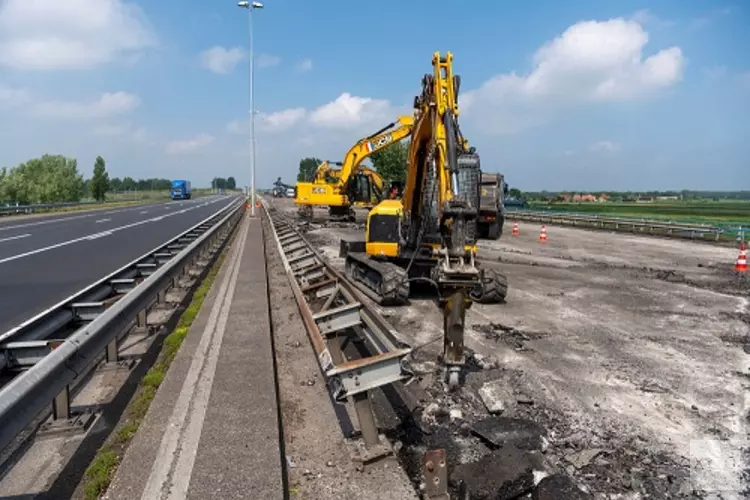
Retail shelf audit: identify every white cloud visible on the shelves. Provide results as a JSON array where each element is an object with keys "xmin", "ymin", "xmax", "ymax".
[
  {"xmin": 460, "ymin": 17, "xmax": 685, "ymax": 135},
  {"xmin": 589, "ymin": 140, "xmax": 621, "ymax": 153},
  {"xmin": 264, "ymin": 108, "xmax": 307, "ymax": 131},
  {"xmin": 166, "ymin": 133, "xmax": 214, "ymax": 154},
  {"xmin": 0, "ymin": 0, "xmax": 156, "ymax": 70},
  {"xmin": 198, "ymin": 46, "xmax": 245, "ymax": 75},
  {"xmin": 226, "ymin": 107, "xmax": 307, "ymax": 134},
  {"xmin": 33, "ymin": 91, "xmax": 141, "ymax": 119},
  {"xmin": 308, "ymin": 93, "xmax": 394, "ymax": 128},
  {"xmin": 226, "ymin": 92, "xmax": 399, "ymax": 135},
  {"xmin": 226, "ymin": 93, "xmax": 395, "ymax": 134},
  {"xmin": 256, "ymin": 53, "xmax": 281, "ymax": 68},
  {"xmin": 296, "ymin": 59, "xmax": 313, "ymax": 72},
  {"xmin": 631, "ymin": 9, "xmax": 676, "ymax": 29}
]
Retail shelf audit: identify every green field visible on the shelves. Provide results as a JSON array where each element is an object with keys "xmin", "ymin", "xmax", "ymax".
[{"xmin": 527, "ymin": 201, "xmax": 750, "ymax": 225}]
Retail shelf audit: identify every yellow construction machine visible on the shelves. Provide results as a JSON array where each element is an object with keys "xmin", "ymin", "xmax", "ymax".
[
  {"xmin": 295, "ymin": 115, "xmax": 414, "ymax": 221},
  {"xmin": 339, "ymin": 52, "xmax": 507, "ymax": 389}
]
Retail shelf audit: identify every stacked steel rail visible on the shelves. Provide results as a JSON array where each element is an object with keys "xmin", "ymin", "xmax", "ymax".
[{"xmin": 262, "ymin": 200, "xmax": 415, "ymax": 462}]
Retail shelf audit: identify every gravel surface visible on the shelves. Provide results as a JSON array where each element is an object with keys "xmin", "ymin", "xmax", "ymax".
[{"xmin": 269, "ymin": 198, "xmax": 749, "ymax": 499}]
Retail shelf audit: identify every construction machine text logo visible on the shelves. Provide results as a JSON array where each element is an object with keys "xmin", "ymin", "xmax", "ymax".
[
  {"xmin": 367, "ymin": 134, "xmax": 393, "ymax": 152},
  {"xmin": 312, "ymin": 187, "xmax": 326, "ymax": 194}
]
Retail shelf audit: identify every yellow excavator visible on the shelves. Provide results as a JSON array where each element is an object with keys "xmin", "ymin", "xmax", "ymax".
[
  {"xmin": 295, "ymin": 115, "xmax": 414, "ymax": 221},
  {"xmin": 339, "ymin": 52, "xmax": 507, "ymax": 389}
]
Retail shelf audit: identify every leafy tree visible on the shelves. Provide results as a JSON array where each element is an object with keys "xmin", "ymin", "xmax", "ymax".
[
  {"xmin": 0, "ymin": 154, "xmax": 84, "ymax": 204},
  {"xmin": 90, "ymin": 156, "xmax": 110, "ymax": 201},
  {"xmin": 508, "ymin": 188, "xmax": 523, "ymax": 199},
  {"xmin": 212, "ymin": 177, "xmax": 227, "ymax": 190},
  {"xmin": 370, "ymin": 141, "xmax": 408, "ymax": 183},
  {"xmin": 298, "ymin": 157, "xmax": 322, "ymax": 182},
  {"xmin": 122, "ymin": 176, "xmax": 137, "ymax": 191},
  {"xmin": 226, "ymin": 176, "xmax": 237, "ymax": 189}
]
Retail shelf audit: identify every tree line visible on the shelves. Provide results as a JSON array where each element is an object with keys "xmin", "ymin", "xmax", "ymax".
[
  {"xmin": 211, "ymin": 177, "xmax": 237, "ymax": 190},
  {"xmin": 1, "ymin": 154, "xmax": 238, "ymax": 206}
]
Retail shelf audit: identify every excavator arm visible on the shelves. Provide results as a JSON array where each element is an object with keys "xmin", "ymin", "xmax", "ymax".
[
  {"xmin": 341, "ymin": 52, "xmax": 506, "ymax": 389},
  {"xmin": 337, "ymin": 115, "xmax": 414, "ymax": 183},
  {"xmin": 295, "ymin": 116, "xmax": 414, "ymax": 219},
  {"xmin": 405, "ymin": 51, "xmax": 483, "ymax": 386}
]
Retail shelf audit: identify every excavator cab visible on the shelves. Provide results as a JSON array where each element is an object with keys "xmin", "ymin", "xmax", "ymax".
[{"xmin": 347, "ymin": 172, "xmax": 378, "ymax": 205}]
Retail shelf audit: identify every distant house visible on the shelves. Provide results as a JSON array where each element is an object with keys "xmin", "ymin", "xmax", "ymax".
[
  {"xmin": 636, "ymin": 197, "xmax": 654, "ymax": 203},
  {"xmin": 599, "ymin": 193, "xmax": 610, "ymax": 202},
  {"xmin": 656, "ymin": 196, "xmax": 679, "ymax": 201},
  {"xmin": 559, "ymin": 193, "xmax": 572, "ymax": 202},
  {"xmin": 572, "ymin": 193, "xmax": 597, "ymax": 202}
]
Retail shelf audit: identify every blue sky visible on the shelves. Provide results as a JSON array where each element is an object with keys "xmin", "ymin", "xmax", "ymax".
[{"xmin": 0, "ymin": 0, "xmax": 748, "ymax": 191}]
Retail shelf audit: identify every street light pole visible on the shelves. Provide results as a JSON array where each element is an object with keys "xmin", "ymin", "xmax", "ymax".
[{"xmin": 238, "ymin": 1, "xmax": 263, "ymax": 217}]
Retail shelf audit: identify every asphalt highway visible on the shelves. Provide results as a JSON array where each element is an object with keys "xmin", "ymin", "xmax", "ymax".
[{"xmin": 0, "ymin": 195, "xmax": 242, "ymax": 333}]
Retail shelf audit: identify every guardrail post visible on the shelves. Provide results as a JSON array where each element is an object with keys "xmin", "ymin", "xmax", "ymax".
[
  {"xmin": 326, "ymin": 336, "xmax": 381, "ymax": 448},
  {"xmin": 106, "ymin": 338, "xmax": 119, "ymax": 363},
  {"xmin": 137, "ymin": 309, "xmax": 147, "ymax": 328},
  {"xmin": 53, "ymin": 386, "xmax": 71, "ymax": 420},
  {"xmin": 353, "ymin": 392, "xmax": 380, "ymax": 448}
]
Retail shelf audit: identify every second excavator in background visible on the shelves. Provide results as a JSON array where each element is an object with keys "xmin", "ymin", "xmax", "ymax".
[
  {"xmin": 294, "ymin": 115, "xmax": 414, "ymax": 221},
  {"xmin": 339, "ymin": 51, "xmax": 508, "ymax": 389}
]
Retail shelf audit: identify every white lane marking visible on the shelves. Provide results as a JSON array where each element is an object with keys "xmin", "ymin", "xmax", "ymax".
[
  {"xmin": 0, "ymin": 233, "xmax": 31, "ymax": 243},
  {"xmin": 141, "ymin": 210, "xmax": 148, "ymax": 214},
  {"xmin": 95, "ymin": 218, "xmax": 111, "ymax": 223},
  {"xmin": 0, "ymin": 202, "xmax": 168, "ymax": 232},
  {"xmin": 0, "ymin": 197, "xmax": 234, "ymax": 265},
  {"xmin": 140, "ymin": 218, "xmax": 249, "ymax": 500},
  {"xmin": 86, "ymin": 230, "xmax": 113, "ymax": 240}
]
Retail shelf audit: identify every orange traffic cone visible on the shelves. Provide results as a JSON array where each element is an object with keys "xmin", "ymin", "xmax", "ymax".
[
  {"xmin": 735, "ymin": 243, "xmax": 747, "ymax": 273},
  {"xmin": 539, "ymin": 225, "xmax": 547, "ymax": 243},
  {"xmin": 512, "ymin": 221, "xmax": 519, "ymax": 236}
]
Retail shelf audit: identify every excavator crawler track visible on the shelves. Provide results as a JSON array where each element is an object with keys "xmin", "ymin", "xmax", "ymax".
[
  {"xmin": 470, "ymin": 267, "xmax": 508, "ymax": 304},
  {"xmin": 345, "ymin": 252, "xmax": 410, "ymax": 306}
]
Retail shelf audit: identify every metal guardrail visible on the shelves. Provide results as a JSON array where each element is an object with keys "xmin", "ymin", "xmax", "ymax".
[
  {"xmin": 262, "ymin": 199, "xmax": 413, "ymax": 460},
  {"xmin": 0, "ymin": 200, "xmax": 122, "ymax": 216},
  {"xmin": 0, "ymin": 198, "xmax": 245, "ymax": 454},
  {"xmin": 507, "ymin": 209, "xmax": 725, "ymax": 241}
]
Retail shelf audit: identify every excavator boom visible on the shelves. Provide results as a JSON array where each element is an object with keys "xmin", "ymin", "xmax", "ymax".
[
  {"xmin": 341, "ymin": 52, "xmax": 507, "ymax": 390},
  {"xmin": 295, "ymin": 116, "xmax": 414, "ymax": 220}
]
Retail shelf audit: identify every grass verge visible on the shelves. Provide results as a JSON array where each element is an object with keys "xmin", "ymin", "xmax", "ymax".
[
  {"xmin": 527, "ymin": 201, "xmax": 750, "ymax": 224},
  {"xmin": 79, "ymin": 245, "xmax": 230, "ymax": 500}
]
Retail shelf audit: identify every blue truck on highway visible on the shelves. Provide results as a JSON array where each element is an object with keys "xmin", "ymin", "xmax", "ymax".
[{"xmin": 171, "ymin": 180, "xmax": 192, "ymax": 200}]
